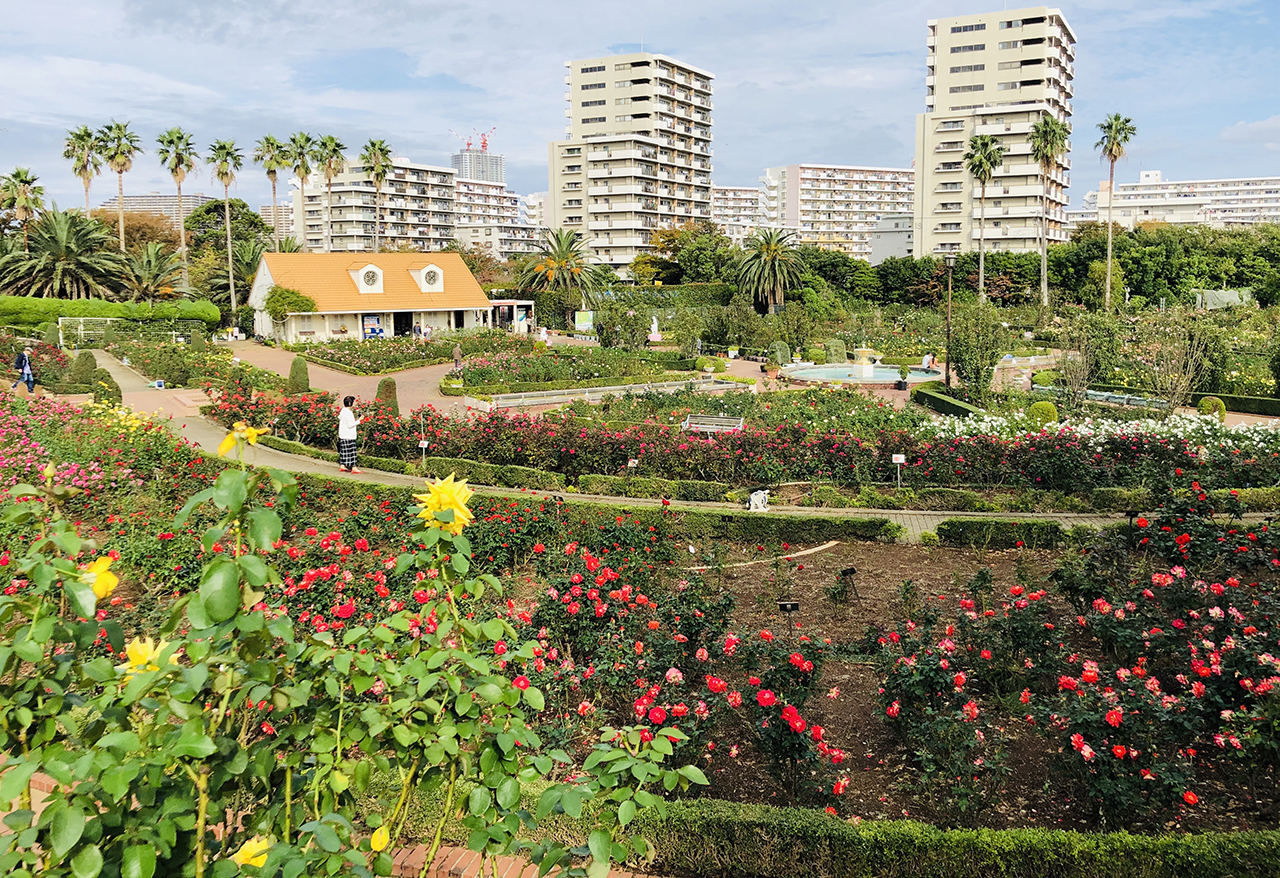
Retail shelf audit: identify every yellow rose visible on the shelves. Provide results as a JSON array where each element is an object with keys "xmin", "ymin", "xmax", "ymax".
[
  {"xmin": 370, "ymin": 825, "xmax": 390, "ymax": 852},
  {"xmin": 83, "ymin": 556, "xmax": 118, "ymax": 600},
  {"xmin": 231, "ymin": 835, "xmax": 270, "ymax": 868},
  {"xmin": 412, "ymin": 474, "xmax": 474, "ymax": 535},
  {"xmin": 117, "ymin": 636, "xmax": 173, "ymax": 679},
  {"xmin": 218, "ymin": 421, "xmax": 271, "ymax": 457}
]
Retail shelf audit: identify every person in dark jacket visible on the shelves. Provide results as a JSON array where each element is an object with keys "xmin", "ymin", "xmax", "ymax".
[{"xmin": 12, "ymin": 347, "xmax": 35, "ymax": 393}]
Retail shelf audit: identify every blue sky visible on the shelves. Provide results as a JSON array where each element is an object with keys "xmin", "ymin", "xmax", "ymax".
[{"xmin": 1, "ymin": 0, "xmax": 1276, "ymax": 211}]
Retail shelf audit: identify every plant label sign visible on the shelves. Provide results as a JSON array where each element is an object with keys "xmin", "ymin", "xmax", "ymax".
[
  {"xmin": 418, "ymin": 441, "xmax": 430, "ymax": 449},
  {"xmin": 892, "ymin": 454, "xmax": 906, "ymax": 464}
]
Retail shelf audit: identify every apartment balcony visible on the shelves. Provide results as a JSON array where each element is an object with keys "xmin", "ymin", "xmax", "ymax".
[
  {"xmin": 934, "ymin": 205, "xmax": 964, "ymax": 214},
  {"xmin": 974, "ymin": 183, "xmax": 1046, "ymax": 199},
  {"xmin": 974, "ymin": 120, "xmax": 1033, "ymax": 136},
  {"xmin": 972, "ymin": 205, "xmax": 1066, "ymax": 221},
  {"xmin": 970, "ymin": 225, "xmax": 1041, "ymax": 240},
  {"xmin": 935, "ymin": 143, "xmax": 965, "ymax": 153},
  {"xmin": 595, "ymin": 200, "xmax": 658, "ymax": 212},
  {"xmin": 588, "ymin": 183, "xmax": 655, "ymax": 197},
  {"xmin": 932, "ymin": 225, "xmax": 964, "ymax": 234}
]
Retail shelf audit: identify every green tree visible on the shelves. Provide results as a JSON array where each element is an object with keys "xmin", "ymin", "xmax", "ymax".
[
  {"xmin": 738, "ymin": 227, "xmax": 803, "ymax": 313},
  {"xmin": 184, "ymin": 199, "xmax": 271, "ymax": 254},
  {"xmin": 949, "ymin": 303, "xmax": 1007, "ymax": 406},
  {"xmin": 375, "ymin": 376, "xmax": 400, "ymax": 415},
  {"xmin": 517, "ymin": 229, "xmax": 606, "ymax": 321},
  {"xmin": 252, "ymin": 134, "xmax": 289, "ymax": 251},
  {"xmin": 0, "ymin": 168, "xmax": 45, "ymax": 251},
  {"xmin": 315, "ymin": 135, "xmax": 347, "ymax": 253},
  {"xmin": 207, "ymin": 238, "xmax": 269, "ymax": 308},
  {"xmin": 62, "ymin": 125, "xmax": 102, "ymax": 215},
  {"xmin": 287, "ymin": 354, "xmax": 310, "ymax": 394},
  {"xmin": 1029, "ymin": 113, "xmax": 1071, "ymax": 309},
  {"xmin": 287, "ymin": 132, "xmax": 317, "ymax": 249},
  {"xmin": 98, "ymin": 120, "xmax": 144, "ymax": 252},
  {"xmin": 122, "ymin": 242, "xmax": 183, "ymax": 302},
  {"xmin": 1095, "ymin": 113, "xmax": 1137, "ymax": 311},
  {"xmin": 359, "ymin": 138, "xmax": 394, "ymax": 253},
  {"xmin": 155, "ymin": 127, "xmax": 201, "ymax": 287},
  {"xmin": 0, "ymin": 207, "xmax": 125, "ymax": 299},
  {"xmin": 207, "ymin": 139, "xmax": 245, "ymax": 313},
  {"xmin": 964, "ymin": 134, "xmax": 1005, "ymax": 300}
]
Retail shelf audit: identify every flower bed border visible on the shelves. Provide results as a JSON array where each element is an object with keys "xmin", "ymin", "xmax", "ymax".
[
  {"xmin": 294, "ymin": 353, "xmax": 451, "ymax": 376},
  {"xmin": 934, "ymin": 517, "xmax": 1064, "ymax": 549}
]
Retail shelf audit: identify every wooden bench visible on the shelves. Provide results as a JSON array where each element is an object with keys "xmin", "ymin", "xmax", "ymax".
[{"xmin": 681, "ymin": 414, "xmax": 744, "ymax": 433}]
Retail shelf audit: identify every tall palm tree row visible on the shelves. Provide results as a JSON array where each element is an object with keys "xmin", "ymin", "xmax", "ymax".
[
  {"xmin": 98, "ymin": 120, "xmax": 143, "ymax": 252},
  {"xmin": 287, "ymin": 132, "xmax": 317, "ymax": 251},
  {"xmin": 155, "ymin": 127, "xmax": 201, "ymax": 288},
  {"xmin": 1028, "ymin": 113, "xmax": 1071, "ymax": 309},
  {"xmin": 252, "ymin": 135, "xmax": 289, "ymax": 252},
  {"xmin": 737, "ymin": 227, "xmax": 802, "ymax": 313},
  {"xmin": 62, "ymin": 126, "xmax": 102, "ymax": 215},
  {"xmin": 0, "ymin": 169, "xmax": 47, "ymax": 251},
  {"xmin": 315, "ymin": 135, "xmax": 348, "ymax": 254},
  {"xmin": 963, "ymin": 134, "xmax": 1005, "ymax": 301},
  {"xmin": 359, "ymin": 139, "xmax": 393, "ymax": 253},
  {"xmin": 1095, "ymin": 113, "xmax": 1137, "ymax": 311},
  {"xmin": 207, "ymin": 140, "xmax": 244, "ymax": 313}
]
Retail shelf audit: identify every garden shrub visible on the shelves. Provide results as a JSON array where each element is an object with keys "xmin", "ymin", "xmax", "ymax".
[
  {"xmin": 799, "ymin": 485, "xmax": 852, "ymax": 508},
  {"xmin": 1196, "ymin": 395, "xmax": 1227, "ymax": 423},
  {"xmin": 694, "ymin": 356, "xmax": 727, "ymax": 374},
  {"xmin": 286, "ymin": 355, "xmax": 310, "ymax": 395},
  {"xmin": 68, "ymin": 351, "xmax": 97, "ymax": 385},
  {"xmin": 805, "ymin": 347, "xmax": 827, "ymax": 365},
  {"xmin": 934, "ymin": 518, "xmax": 1063, "ymax": 549},
  {"xmin": 189, "ymin": 331, "xmax": 206, "ymax": 352},
  {"xmin": 92, "ymin": 368, "xmax": 122, "ymax": 404},
  {"xmin": 825, "ymin": 339, "xmax": 847, "ymax": 364},
  {"xmin": 263, "ymin": 284, "xmax": 317, "ymax": 323},
  {"xmin": 915, "ymin": 488, "xmax": 986, "ymax": 512},
  {"xmin": 42, "ymin": 322, "xmax": 61, "ymax": 346},
  {"xmin": 375, "ymin": 376, "xmax": 399, "ymax": 417},
  {"xmin": 910, "ymin": 381, "xmax": 982, "ymax": 418},
  {"xmin": 1031, "ymin": 370, "xmax": 1060, "ymax": 387},
  {"xmin": 499, "ymin": 464, "xmax": 565, "ymax": 490},
  {"xmin": 1089, "ymin": 487, "xmax": 1152, "ymax": 513},
  {"xmin": 768, "ymin": 341, "xmax": 791, "ymax": 365},
  {"xmin": 1026, "ymin": 401, "xmax": 1059, "ymax": 430},
  {"xmin": 1210, "ymin": 486, "xmax": 1280, "ymax": 511}
]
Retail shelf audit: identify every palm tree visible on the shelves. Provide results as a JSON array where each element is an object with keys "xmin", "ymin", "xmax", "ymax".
[
  {"xmin": 287, "ymin": 132, "xmax": 317, "ymax": 251},
  {"xmin": 207, "ymin": 139, "xmax": 245, "ymax": 314},
  {"xmin": 1028, "ymin": 114, "xmax": 1071, "ymax": 309},
  {"xmin": 963, "ymin": 134, "xmax": 1005, "ymax": 300},
  {"xmin": 204, "ymin": 239, "xmax": 267, "ymax": 307},
  {"xmin": 62, "ymin": 126, "xmax": 102, "ymax": 215},
  {"xmin": 98, "ymin": 120, "xmax": 144, "ymax": 252},
  {"xmin": 122, "ymin": 242, "xmax": 184, "ymax": 302},
  {"xmin": 1095, "ymin": 113, "xmax": 1137, "ymax": 311},
  {"xmin": 253, "ymin": 135, "xmax": 289, "ymax": 252},
  {"xmin": 0, "ymin": 207, "xmax": 125, "ymax": 299},
  {"xmin": 517, "ymin": 229, "xmax": 605, "ymax": 321},
  {"xmin": 1, "ymin": 168, "xmax": 46, "ymax": 251},
  {"xmin": 155, "ymin": 127, "xmax": 200, "ymax": 287},
  {"xmin": 359, "ymin": 139, "xmax": 393, "ymax": 252},
  {"xmin": 315, "ymin": 135, "xmax": 348, "ymax": 253},
  {"xmin": 738, "ymin": 227, "xmax": 803, "ymax": 313}
]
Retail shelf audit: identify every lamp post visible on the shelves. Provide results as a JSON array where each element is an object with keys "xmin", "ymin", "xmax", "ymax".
[{"xmin": 944, "ymin": 251, "xmax": 957, "ymax": 388}]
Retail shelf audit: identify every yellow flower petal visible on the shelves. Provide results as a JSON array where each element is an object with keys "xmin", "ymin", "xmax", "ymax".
[
  {"xmin": 370, "ymin": 826, "xmax": 390, "ymax": 852},
  {"xmin": 231, "ymin": 835, "xmax": 270, "ymax": 868},
  {"xmin": 92, "ymin": 569, "xmax": 119, "ymax": 600},
  {"xmin": 217, "ymin": 432, "xmax": 238, "ymax": 457}
]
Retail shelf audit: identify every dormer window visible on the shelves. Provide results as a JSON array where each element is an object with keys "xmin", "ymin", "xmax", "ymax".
[
  {"xmin": 413, "ymin": 263, "xmax": 444, "ymax": 292},
  {"xmin": 362, "ymin": 270, "xmax": 379, "ymax": 287},
  {"xmin": 348, "ymin": 263, "xmax": 384, "ymax": 293}
]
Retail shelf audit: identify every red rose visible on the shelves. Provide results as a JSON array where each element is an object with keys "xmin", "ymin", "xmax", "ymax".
[
  {"xmin": 756, "ymin": 689, "xmax": 777, "ymax": 707},
  {"xmin": 513, "ymin": 676, "xmax": 530, "ymax": 690},
  {"xmin": 1183, "ymin": 790, "xmax": 1198, "ymax": 805}
]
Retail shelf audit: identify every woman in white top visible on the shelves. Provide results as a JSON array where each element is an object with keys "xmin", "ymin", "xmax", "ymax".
[{"xmin": 337, "ymin": 395, "xmax": 364, "ymax": 473}]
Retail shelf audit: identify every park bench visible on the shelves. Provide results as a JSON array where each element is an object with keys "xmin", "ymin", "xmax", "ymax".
[{"xmin": 681, "ymin": 414, "xmax": 744, "ymax": 433}]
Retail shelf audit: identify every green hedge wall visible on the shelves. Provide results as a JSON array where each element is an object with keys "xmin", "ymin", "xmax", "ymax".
[
  {"xmin": 441, "ymin": 373, "xmax": 700, "ymax": 397},
  {"xmin": 640, "ymin": 799, "xmax": 1280, "ymax": 878},
  {"xmin": 297, "ymin": 354, "xmax": 450, "ymax": 376},
  {"xmin": 1089, "ymin": 383, "xmax": 1280, "ymax": 417},
  {"xmin": 0, "ymin": 296, "xmax": 221, "ymax": 330},
  {"xmin": 910, "ymin": 381, "xmax": 983, "ymax": 418},
  {"xmin": 577, "ymin": 474, "xmax": 731, "ymax": 502},
  {"xmin": 935, "ymin": 517, "xmax": 1065, "ymax": 548},
  {"xmin": 257, "ymin": 435, "xmax": 412, "ymax": 474}
]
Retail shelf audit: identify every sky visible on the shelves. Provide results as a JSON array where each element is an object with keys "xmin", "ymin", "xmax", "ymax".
[{"xmin": 1, "ymin": 0, "xmax": 1277, "ymax": 212}]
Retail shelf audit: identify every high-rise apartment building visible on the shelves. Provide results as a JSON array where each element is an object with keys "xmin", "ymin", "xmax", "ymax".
[
  {"xmin": 451, "ymin": 148, "xmax": 505, "ymax": 185},
  {"xmin": 547, "ymin": 52, "xmax": 714, "ymax": 272},
  {"xmin": 259, "ymin": 202, "xmax": 295, "ymax": 238},
  {"xmin": 98, "ymin": 191, "xmax": 215, "ymax": 229},
  {"xmin": 454, "ymin": 177, "xmax": 539, "ymax": 259},
  {"xmin": 760, "ymin": 164, "xmax": 915, "ymax": 259},
  {"xmin": 711, "ymin": 185, "xmax": 766, "ymax": 245},
  {"xmin": 521, "ymin": 192, "xmax": 547, "ymax": 228},
  {"xmin": 1068, "ymin": 170, "xmax": 1280, "ymax": 229},
  {"xmin": 912, "ymin": 7, "xmax": 1075, "ymax": 257}
]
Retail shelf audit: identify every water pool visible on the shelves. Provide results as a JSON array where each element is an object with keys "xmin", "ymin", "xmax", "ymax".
[{"xmin": 783, "ymin": 365, "xmax": 942, "ymax": 383}]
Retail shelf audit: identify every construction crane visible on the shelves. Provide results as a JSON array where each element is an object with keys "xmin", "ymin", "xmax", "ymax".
[
  {"xmin": 474, "ymin": 127, "xmax": 496, "ymax": 152},
  {"xmin": 448, "ymin": 129, "xmax": 473, "ymax": 150}
]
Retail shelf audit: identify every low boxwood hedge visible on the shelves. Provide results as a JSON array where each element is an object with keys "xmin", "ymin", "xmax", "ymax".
[
  {"xmin": 935, "ymin": 517, "xmax": 1065, "ymax": 549},
  {"xmin": 296, "ymin": 354, "xmax": 450, "ymax": 376},
  {"xmin": 441, "ymin": 373, "xmax": 698, "ymax": 397},
  {"xmin": 910, "ymin": 381, "xmax": 982, "ymax": 418},
  {"xmin": 577, "ymin": 473, "xmax": 732, "ymax": 502},
  {"xmin": 1089, "ymin": 383, "xmax": 1280, "ymax": 417},
  {"xmin": 257, "ymin": 435, "xmax": 412, "ymax": 474}
]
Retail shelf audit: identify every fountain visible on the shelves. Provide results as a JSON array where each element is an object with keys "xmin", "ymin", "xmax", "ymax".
[{"xmin": 850, "ymin": 347, "xmax": 878, "ymax": 379}]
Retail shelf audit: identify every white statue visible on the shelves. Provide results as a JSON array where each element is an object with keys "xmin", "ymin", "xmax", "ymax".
[{"xmin": 747, "ymin": 489, "xmax": 770, "ymax": 512}]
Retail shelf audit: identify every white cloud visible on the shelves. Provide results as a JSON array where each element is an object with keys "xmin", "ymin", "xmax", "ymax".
[{"xmin": 1221, "ymin": 115, "xmax": 1280, "ymax": 151}]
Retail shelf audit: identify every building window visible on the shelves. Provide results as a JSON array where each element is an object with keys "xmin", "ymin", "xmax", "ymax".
[
  {"xmin": 949, "ymin": 84, "xmax": 984, "ymax": 93},
  {"xmin": 939, "ymin": 182, "xmax": 962, "ymax": 190},
  {"xmin": 939, "ymin": 202, "xmax": 962, "ymax": 210},
  {"xmin": 563, "ymin": 147, "xmax": 581, "ymax": 155},
  {"xmin": 615, "ymin": 97, "xmax": 631, "ymax": 105},
  {"xmin": 564, "ymin": 164, "xmax": 581, "ymax": 172},
  {"xmin": 997, "ymin": 82, "xmax": 1020, "ymax": 90},
  {"xmin": 950, "ymin": 43, "xmax": 985, "ymax": 53},
  {"xmin": 949, "ymin": 64, "xmax": 985, "ymax": 73},
  {"xmin": 998, "ymin": 61, "xmax": 1022, "ymax": 70},
  {"xmin": 614, "ymin": 63, "xmax": 630, "ymax": 70},
  {"xmin": 580, "ymin": 65, "xmax": 605, "ymax": 73},
  {"xmin": 300, "ymin": 314, "xmax": 313, "ymax": 330},
  {"xmin": 939, "ymin": 161, "xmax": 963, "ymax": 170},
  {"xmin": 999, "ymin": 40, "xmax": 1021, "ymax": 49},
  {"xmin": 939, "ymin": 222, "xmax": 961, "ymax": 230},
  {"xmin": 581, "ymin": 117, "xmax": 605, "ymax": 124},
  {"xmin": 581, "ymin": 100, "xmax": 605, "ymax": 107},
  {"xmin": 580, "ymin": 82, "xmax": 606, "ymax": 90},
  {"xmin": 950, "ymin": 23, "xmax": 986, "ymax": 32},
  {"xmin": 939, "ymin": 121, "xmax": 964, "ymax": 130},
  {"xmin": 1000, "ymin": 19, "xmax": 1022, "ymax": 28}
]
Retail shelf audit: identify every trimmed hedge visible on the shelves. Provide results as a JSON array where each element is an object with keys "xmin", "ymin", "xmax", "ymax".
[
  {"xmin": 641, "ymin": 799, "xmax": 1280, "ymax": 878},
  {"xmin": 935, "ymin": 517, "xmax": 1065, "ymax": 549},
  {"xmin": 1090, "ymin": 383, "xmax": 1280, "ymax": 417},
  {"xmin": 910, "ymin": 381, "xmax": 983, "ymax": 418},
  {"xmin": 257, "ymin": 435, "xmax": 412, "ymax": 474},
  {"xmin": 577, "ymin": 474, "xmax": 732, "ymax": 502},
  {"xmin": 915, "ymin": 488, "xmax": 990, "ymax": 512},
  {"xmin": 441, "ymin": 373, "xmax": 700, "ymax": 397},
  {"xmin": 1089, "ymin": 487, "xmax": 1153, "ymax": 513},
  {"xmin": 296, "ymin": 353, "xmax": 451, "ymax": 376}
]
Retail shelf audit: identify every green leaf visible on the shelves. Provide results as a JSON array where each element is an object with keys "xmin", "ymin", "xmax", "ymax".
[
  {"xmin": 496, "ymin": 777, "xmax": 520, "ymax": 811},
  {"xmin": 174, "ymin": 487, "xmax": 214, "ymax": 527},
  {"xmin": 64, "ymin": 580, "xmax": 97, "ymax": 622},
  {"xmin": 170, "ymin": 735, "xmax": 217, "ymax": 758},
  {"xmin": 617, "ymin": 798, "xmax": 636, "ymax": 827},
  {"xmin": 211, "ymin": 470, "xmax": 248, "ymax": 511},
  {"xmin": 122, "ymin": 844, "xmax": 156, "ymax": 878},
  {"xmin": 481, "ymin": 618, "xmax": 505, "ymax": 641},
  {"xmin": 198, "ymin": 559, "xmax": 241, "ymax": 624},
  {"xmin": 523, "ymin": 687, "xmax": 545, "ymax": 711},
  {"xmin": 49, "ymin": 804, "xmax": 85, "ymax": 859},
  {"xmin": 237, "ymin": 554, "xmax": 271, "ymax": 587},
  {"xmin": 451, "ymin": 554, "xmax": 470, "ymax": 575},
  {"xmin": 474, "ymin": 683, "xmax": 503, "ymax": 704},
  {"xmin": 71, "ymin": 845, "xmax": 103, "ymax": 878},
  {"xmin": 185, "ymin": 594, "xmax": 212, "ymax": 631},
  {"xmin": 307, "ymin": 822, "xmax": 342, "ymax": 853},
  {"xmin": 677, "ymin": 764, "xmax": 709, "ymax": 786},
  {"xmin": 0, "ymin": 761, "xmax": 39, "ymax": 806},
  {"xmin": 468, "ymin": 786, "xmax": 491, "ymax": 817},
  {"xmin": 246, "ymin": 509, "xmax": 283, "ymax": 552},
  {"xmin": 588, "ymin": 830, "xmax": 611, "ymax": 863},
  {"xmin": 561, "ymin": 789, "xmax": 583, "ymax": 819},
  {"xmin": 29, "ymin": 616, "xmax": 55, "ymax": 644},
  {"xmin": 650, "ymin": 736, "xmax": 672, "ymax": 756}
]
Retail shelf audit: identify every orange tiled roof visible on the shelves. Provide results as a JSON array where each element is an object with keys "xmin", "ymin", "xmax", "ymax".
[{"xmin": 258, "ymin": 252, "xmax": 491, "ymax": 313}]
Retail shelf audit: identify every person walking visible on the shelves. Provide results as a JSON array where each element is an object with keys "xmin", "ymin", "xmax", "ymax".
[
  {"xmin": 12, "ymin": 347, "xmax": 35, "ymax": 393},
  {"xmin": 452, "ymin": 343, "xmax": 463, "ymax": 370},
  {"xmin": 337, "ymin": 395, "xmax": 364, "ymax": 474}
]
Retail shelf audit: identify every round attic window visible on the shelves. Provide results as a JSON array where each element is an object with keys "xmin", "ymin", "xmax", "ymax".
[
  {"xmin": 363, "ymin": 270, "xmax": 378, "ymax": 286},
  {"xmin": 424, "ymin": 270, "xmax": 440, "ymax": 285}
]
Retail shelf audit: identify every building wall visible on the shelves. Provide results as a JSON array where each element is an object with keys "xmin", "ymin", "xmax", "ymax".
[
  {"xmin": 870, "ymin": 213, "xmax": 915, "ymax": 264},
  {"xmin": 912, "ymin": 6, "xmax": 1076, "ymax": 257},
  {"xmin": 1075, "ymin": 171, "xmax": 1280, "ymax": 229},
  {"xmin": 451, "ymin": 149, "xmax": 506, "ymax": 185},
  {"xmin": 548, "ymin": 52, "xmax": 714, "ymax": 271},
  {"xmin": 98, "ymin": 192, "xmax": 215, "ymax": 230},
  {"xmin": 760, "ymin": 164, "xmax": 914, "ymax": 259},
  {"xmin": 259, "ymin": 202, "xmax": 295, "ymax": 237}
]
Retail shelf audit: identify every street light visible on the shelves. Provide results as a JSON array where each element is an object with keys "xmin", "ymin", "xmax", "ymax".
[{"xmin": 943, "ymin": 251, "xmax": 957, "ymax": 388}]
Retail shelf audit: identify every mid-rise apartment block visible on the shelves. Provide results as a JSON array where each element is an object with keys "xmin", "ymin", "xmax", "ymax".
[
  {"xmin": 451, "ymin": 148, "xmax": 505, "ymax": 185},
  {"xmin": 912, "ymin": 6, "xmax": 1076, "ymax": 257},
  {"xmin": 98, "ymin": 191, "xmax": 215, "ymax": 229},
  {"xmin": 259, "ymin": 202, "xmax": 295, "ymax": 238},
  {"xmin": 520, "ymin": 192, "xmax": 547, "ymax": 228},
  {"xmin": 761, "ymin": 164, "xmax": 915, "ymax": 260},
  {"xmin": 547, "ymin": 52, "xmax": 714, "ymax": 271},
  {"xmin": 454, "ymin": 177, "xmax": 538, "ymax": 259},
  {"xmin": 1069, "ymin": 170, "xmax": 1280, "ymax": 229},
  {"xmin": 711, "ymin": 185, "xmax": 766, "ymax": 245}
]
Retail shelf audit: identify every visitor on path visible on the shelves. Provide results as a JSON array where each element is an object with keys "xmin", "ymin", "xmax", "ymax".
[
  {"xmin": 337, "ymin": 396, "xmax": 364, "ymax": 474},
  {"xmin": 539, "ymin": 326, "xmax": 549, "ymax": 345},
  {"xmin": 413, "ymin": 323, "xmax": 423, "ymax": 342},
  {"xmin": 12, "ymin": 347, "xmax": 35, "ymax": 393},
  {"xmin": 452, "ymin": 344, "xmax": 463, "ymax": 370},
  {"xmin": 424, "ymin": 324, "xmax": 433, "ymax": 342}
]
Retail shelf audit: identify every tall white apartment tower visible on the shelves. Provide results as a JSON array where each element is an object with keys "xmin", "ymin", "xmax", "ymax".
[
  {"xmin": 547, "ymin": 52, "xmax": 714, "ymax": 272},
  {"xmin": 912, "ymin": 7, "xmax": 1076, "ymax": 258}
]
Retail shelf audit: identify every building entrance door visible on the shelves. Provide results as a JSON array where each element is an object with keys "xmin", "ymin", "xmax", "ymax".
[
  {"xmin": 453, "ymin": 310, "xmax": 466, "ymax": 330},
  {"xmin": 393, "ymin": 312, "xmax": 413, "ymax": 337}
]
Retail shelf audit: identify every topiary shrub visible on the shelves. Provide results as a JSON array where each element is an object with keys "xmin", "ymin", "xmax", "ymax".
[
  {"xmin": 287, "ymin": 355, "xmax": 310, "ymax": 395},
  {"xmin": 768, "ymin": 341, "xmax": 791, "ymax": 366},
  {"xmin": 694, "ymin": 356, "xmax": 727, "ymax": 374},
  {"xmin": 92, "ymin": 368, "xmax": 122, "ymax": 404},
  {"xmin": 1026, "ymin": 400, "xmax": 1059, "ymax": 430},
  {"xmin": 1196, "ymin": 395, "xmax": 1227, "ymax": 423},
  {"xmin": 1031, "ymin": 369, "xmax": 1060, "ymax": 387},
  {"xmin": 103, "ymin": 323, "xmax": 118, "ymax": 347},
  {"xmin": 805, "ymin": 347, "xmax": 826, "ymax": 365},
  {"xmin": 376, "ymin": 376, "xmax": 400, "ymax": 416},
  {"xmin": 824, "ymin": 339, "xmax": 846, "ymax": 364},
  {"xmin": 189, "ymin": 332, "xmax": 207, "ymax": 352},
  {"xmin": 42, "ymin": 323, "xmax": 61, "ymax": 347},
  {"xmin": 68, "ymin": 351, "xmax": 97, "ymax": 385}
]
